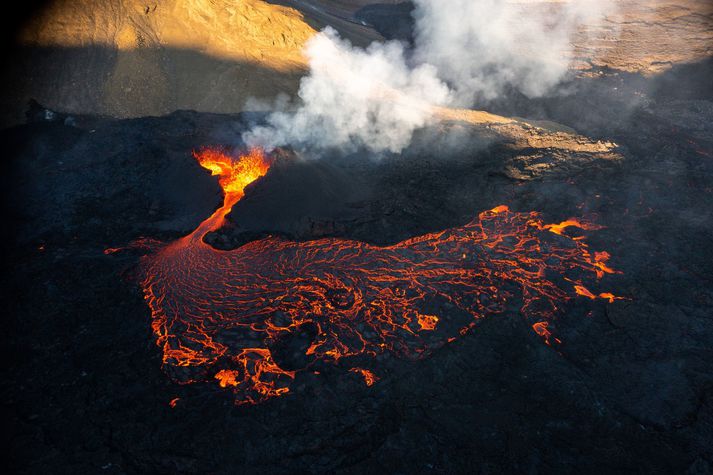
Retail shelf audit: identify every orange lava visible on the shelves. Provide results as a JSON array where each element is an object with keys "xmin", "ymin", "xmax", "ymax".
[
  {"xmin": 532, "ymin": 321, "xmax": 561, "ymax": 346},
  {"xmin": 573, "ymin": 284, "xmax": 627, "ymax": 303},
  {"xmin": 137, "ymin": 147, "xmax": 624, "ymax": 405},
  {"xmin": 187, "ymin": 147, "xmax": 270, "ymax": 239},
  {"xmin": 417, "ymin": 313, "xmax": 439, "ymax": 331},
  {"xmin": 350, "ymin": 368, "xmax": 379, "ymax": 387}
]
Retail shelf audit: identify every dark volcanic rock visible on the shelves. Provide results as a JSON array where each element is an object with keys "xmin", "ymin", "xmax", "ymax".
[
  {"xmin": 2, "ymin": 109, "xmax": 242, "ymax": 249},
  {"xmin": 3, "ymin": 66, "xmax": 713, "ymax": 474},
  {"xmin": 211, "ymin": 114, "xmax": 622, "ymax": 247},
  {"xmin": 268, "ymin": 321, "xmax": 319, "ymax": 371}
]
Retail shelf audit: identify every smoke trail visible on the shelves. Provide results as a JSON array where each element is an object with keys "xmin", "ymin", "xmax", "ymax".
[
  {"xmin": 244, "ymin": 27, "xmax": 450, "ymax": 154},
  {"xmin": 243, "ymin": 0, "xmax": 615, "ymax": 154}
]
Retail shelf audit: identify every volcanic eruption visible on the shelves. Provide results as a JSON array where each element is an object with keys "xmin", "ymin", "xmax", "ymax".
[
  {"xmin": 135, "ymin": 147, "xmax": 623, "ymax": 405},
  {"xmin": 5, "ymin": 0, "xmax": 713, "ymax": 472}
]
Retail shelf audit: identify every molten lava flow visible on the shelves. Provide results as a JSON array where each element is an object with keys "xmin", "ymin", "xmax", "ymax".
[
  {"xmin": 186, "ymin": 147, "xmax": 270, "ymax": 241},
  {"xmin": 532, "ymin": 321, "xmax": 561, "ymax": 346},
  {"xmin": 137, "ymin": 147, "xmax": 623, "ymax": 405},
  {"xmin": 350, "ymin": 368, "xmax": 379, "ymax": 387}
]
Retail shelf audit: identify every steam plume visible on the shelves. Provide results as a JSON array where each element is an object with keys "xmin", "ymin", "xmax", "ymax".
[
  {"xmin": 245, "ymin": 28, "xmax": 450, "ymax": 153},
  {"xmin": 413, "ymin": 0, "xmax": 615, "ymax": 103},
  {"xmin": 243, "ymin": 0, "xmax": 615, "ymax": 154}
]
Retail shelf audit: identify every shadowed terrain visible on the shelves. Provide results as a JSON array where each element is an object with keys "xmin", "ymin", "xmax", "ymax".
[
  {"xmin": 3, "ymin": 56, "xmax": 713, "ymax": 470},
  {"xmin": 2, "ymin": 0, "xmax": 315, "ymax": 127},
  {"xmin": 2, "ymin": 0, "xmax": 713, "ymax": 473}
]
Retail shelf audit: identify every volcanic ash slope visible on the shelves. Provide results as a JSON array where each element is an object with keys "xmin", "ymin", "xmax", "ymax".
[{"xmin": 4, "ymin": 0, "xmax": 316, "ymax": 125}]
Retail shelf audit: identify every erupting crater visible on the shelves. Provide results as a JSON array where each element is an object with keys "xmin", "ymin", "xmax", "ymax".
[{"xmin": 135, "ymin": 147, "xmax": 623, "ymax": 405}]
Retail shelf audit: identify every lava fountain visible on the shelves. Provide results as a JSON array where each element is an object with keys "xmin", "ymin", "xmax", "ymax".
[{"xmin": 135, "ymin": 147, "xmax": 623, "ymax": 405}]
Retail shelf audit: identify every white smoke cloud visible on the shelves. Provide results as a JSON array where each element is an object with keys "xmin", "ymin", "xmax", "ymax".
[
  {"xmin": 413, "ymin": 0, "xmax": 616, "ymax": 103},
  {"xmin": 243, "ymin": 0, "xmax": 616, "ymax": 154},
  {"xmin": 244, "ymin": 27, "xmax": 451, "ymax": 153}
]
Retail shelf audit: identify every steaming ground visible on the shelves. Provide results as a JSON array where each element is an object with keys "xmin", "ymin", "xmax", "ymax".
[{"xmin": 3, "ymin": 54, "xmax": 713, "ymax": 471}]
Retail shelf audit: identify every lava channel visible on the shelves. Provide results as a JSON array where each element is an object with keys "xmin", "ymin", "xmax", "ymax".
[{"xmin": 135, "ymin": 147, "xmax": 623, "ymax": 405}]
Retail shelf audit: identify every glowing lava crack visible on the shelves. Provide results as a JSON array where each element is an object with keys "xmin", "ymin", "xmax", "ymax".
[{"xmin": 135, "ymin": 147, "xmax": 624, "ymax": 405}]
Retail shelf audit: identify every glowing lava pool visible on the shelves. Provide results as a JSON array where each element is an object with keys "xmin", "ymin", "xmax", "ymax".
[{"xmin": 133, "ymin": 148, "xmax": 623, "ymax": 405}]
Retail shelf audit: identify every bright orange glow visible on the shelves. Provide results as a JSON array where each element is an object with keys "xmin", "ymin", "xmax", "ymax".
[
  {"xmin": 543, "ymin": 219, "xmax": 584, "ymax": 236},
  {"xmin": 214, "ymin": 369, "xmax": 240, "ymax": 388},
  {"xmin": 489, "ymin": 205, "xmax": 510, "ymax": 214},
  {"xmin": 350, "ymin": 368, "xmax": 379, "ymax": 387},
  {"xmin": 417, "ymin": 314, "xmax": 439, "ymax": 331},
  {"xmin": 135, "ymin": 146, "xmax": 624, "ymax": 405},
  {"xmin": 593, "ymin": 251, "xmax": 620, "ymax": 278},
  {"xmin": 532, "ymin": 321, "xmax": 561, "ymax": 346},
  {"xmin": 194, "ymin": 147, "xmax": 270, "ymax": 199},
  {"xmin": 574, "ymin": 284, "xmax": 627, "ymax": 303},
  {"xmin": 190, "ymin": 147, "xmax": 270, "ymax": 236}
]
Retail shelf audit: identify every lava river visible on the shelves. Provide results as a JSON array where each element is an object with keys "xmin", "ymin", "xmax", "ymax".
[{"xmin": 135, "ymin": 147, "xmax": 623, "ymax": 405}]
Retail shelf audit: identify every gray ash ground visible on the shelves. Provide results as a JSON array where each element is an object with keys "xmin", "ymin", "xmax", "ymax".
[{"xmin": 2, "ymin": 61, "xmax": 713, "ymax": 474}]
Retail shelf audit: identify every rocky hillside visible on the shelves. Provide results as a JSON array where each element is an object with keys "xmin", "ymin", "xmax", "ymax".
[
  {"xmin": 571, "ymin": 0, "xmax": 713, "ymax": 74},
  {"xmin": 2, "ymin": 0, "xmax": 316, "ymax": 126},
  {"xmin": 3, "ymin": 0, "xmax": 712, "ymax": 127},
  {"xmin": 356, "ymin": 0, "xmax": 713, "ymax": 76}
]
